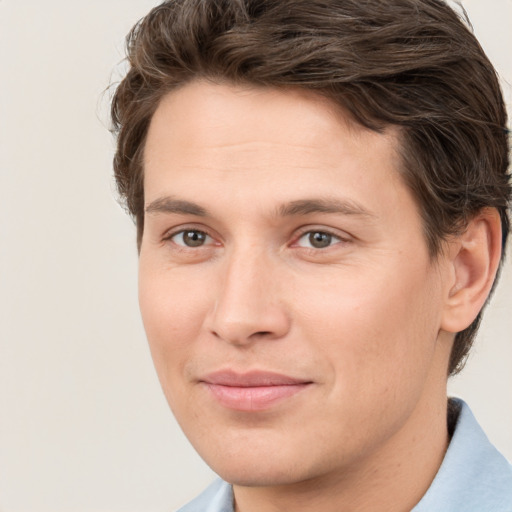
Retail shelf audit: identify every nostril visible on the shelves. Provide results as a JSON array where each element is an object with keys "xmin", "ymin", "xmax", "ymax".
[{"xmin": 254, "ymin": 331, "xmax": 272, "ymax": 337}]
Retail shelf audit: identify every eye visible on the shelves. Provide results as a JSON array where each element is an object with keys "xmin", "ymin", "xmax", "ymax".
[
  {"xmin": 170, "ymin": 229, "xmax": 213, "ymax": 248},
  {"xmin": 296, "ymin": 230, "xmax": 342, "ymax": 249}
]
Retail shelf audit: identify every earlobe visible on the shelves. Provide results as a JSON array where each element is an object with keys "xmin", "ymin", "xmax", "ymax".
[{"xmin": 441, "ymin": 208, "xmax": 502, "ymax": 333}]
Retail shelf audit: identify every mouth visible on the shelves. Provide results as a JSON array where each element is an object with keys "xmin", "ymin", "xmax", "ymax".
[{"xmin": 199, "ymin": 370, "xmax": 313, "ymax": 412}]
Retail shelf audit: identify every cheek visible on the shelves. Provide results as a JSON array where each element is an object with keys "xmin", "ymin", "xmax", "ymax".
[
  {"xmin": 294, "ymin": 262, "xmax": 442, "ymax": 396},
  {"xmin": 138, "ymin": 263, "xmax": 208, "ymax": 395}
]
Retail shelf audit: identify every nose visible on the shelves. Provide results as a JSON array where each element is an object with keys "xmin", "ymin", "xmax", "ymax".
[{"xmin": 206, "ymin": 250, "xmax": 291, "ymax": 346}]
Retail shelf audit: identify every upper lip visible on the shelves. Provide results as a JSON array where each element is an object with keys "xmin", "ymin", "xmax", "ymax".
[{"xmin": 200, "ymin": 370, "xmax": 311, "ymax": 387}]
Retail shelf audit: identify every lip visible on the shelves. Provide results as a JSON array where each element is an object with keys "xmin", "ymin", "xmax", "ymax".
[{"xmin": 199, "ymin": 370, "xmax": 312, "ymax": 412}]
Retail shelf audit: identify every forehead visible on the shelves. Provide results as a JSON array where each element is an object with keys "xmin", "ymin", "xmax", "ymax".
[
  {"xmin": 143, "ymin": 80, "xmax": 410, "ymax": 221},
  {"xmin": 146, "ymin": 81, "xmax": 396, "ymax": 151}
]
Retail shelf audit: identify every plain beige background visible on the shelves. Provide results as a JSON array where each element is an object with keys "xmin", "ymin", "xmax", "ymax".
[{"xmin": 0, "ymin": 1, "xmax": 510, "ymax": 511}]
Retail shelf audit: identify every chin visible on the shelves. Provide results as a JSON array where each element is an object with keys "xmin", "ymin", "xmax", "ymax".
[
  {"xmin": 199, "ymin": 444, "xmax": 292, "ymax": 486},
  {"xmin": 213, "ymin": 460, "xmax": 307, "ymax": 488},
  {"xmin": 196, "ymin": 434, "xmax": 326, "ymax": 488}
]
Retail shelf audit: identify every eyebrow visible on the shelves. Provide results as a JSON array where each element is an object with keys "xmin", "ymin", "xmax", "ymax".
[
  {"xmin": 144, "ymin": 196, "xmax": 375, "ymax": 219},
  {"xmin": 145, "ymin": 197, "xmax": 208, "ymax": 216},
  {"xmin": 277, "ymin": 198, "xmax": 375, "ymax": 218}
]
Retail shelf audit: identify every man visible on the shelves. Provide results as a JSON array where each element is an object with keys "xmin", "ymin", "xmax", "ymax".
[{"xmin": 110, "ymin": 0, "xmax": 512, "ymax": 510}]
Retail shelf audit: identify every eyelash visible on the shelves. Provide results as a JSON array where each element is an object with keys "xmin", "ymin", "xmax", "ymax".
[
  {"xmin": 162, "ymin": 227, "xmax": 216, "ymax": 248},
  {"xmin": 292, "ymin": 228, "xmax": 348, "ymax": 251},
  {"xmin": 162, "ymin": 225, "xmax": 349, "ymax": 253}
]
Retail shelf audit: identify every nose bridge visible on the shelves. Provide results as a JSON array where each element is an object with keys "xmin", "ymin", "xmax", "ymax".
[{"xmin": 208, "ymin": 243, "xmax": 289, "ymax": 344}]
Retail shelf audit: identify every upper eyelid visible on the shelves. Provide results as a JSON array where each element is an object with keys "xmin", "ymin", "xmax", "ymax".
[
  {"xmin": 162, "ymin": 224, "xmax": 215, "ymax": 240},
  {"xmin": 293, "ymin": 231, "xmax": 344, "ymax": 249},
  {"xmin": 163, "ymin": 229, "xmax": 218, "ymax": 250},
  {"xmin": 159, "ymin": 224, "xmax": 351, "ymax": 245},
  {"xmin": 292, "ymin": 226, "xmax": 351, "ymax": 242},
  {"xmin": 296, "ymin": 227, "xmax": 342, "ymax": 237}
]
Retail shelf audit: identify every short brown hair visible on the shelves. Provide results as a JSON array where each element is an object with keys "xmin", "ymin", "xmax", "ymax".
[{"xmin": 111, "ymin": 0, "xmax": 511, "ymax": 375}]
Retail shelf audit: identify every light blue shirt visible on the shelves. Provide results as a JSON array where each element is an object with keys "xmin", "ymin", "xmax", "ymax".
[{"xmin": 177, "ymin": 399, "xmax": 512, "ymax": 511}]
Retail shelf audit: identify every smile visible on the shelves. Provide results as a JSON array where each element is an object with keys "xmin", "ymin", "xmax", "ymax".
[{"xmin": 200, "ymin": 370, "xmax": 313, "ymax": 412}]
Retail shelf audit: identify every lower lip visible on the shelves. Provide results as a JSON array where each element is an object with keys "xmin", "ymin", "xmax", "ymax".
[{"xmin": 204, "ymin": 383, "xmax": 310, "ymax": 411}]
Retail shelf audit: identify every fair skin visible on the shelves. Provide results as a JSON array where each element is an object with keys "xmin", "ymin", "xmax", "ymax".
[{"xmin": 139, "ymin": 81, "xmax": 501, "ymax": 512}]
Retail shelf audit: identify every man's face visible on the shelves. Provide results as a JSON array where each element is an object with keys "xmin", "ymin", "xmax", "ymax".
[{"xmin": 139, "ymin": 81, "xmax": 453, "ymax": 486}]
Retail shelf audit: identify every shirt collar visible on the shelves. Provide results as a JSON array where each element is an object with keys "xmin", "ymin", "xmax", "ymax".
[{"xmin": 413, "ymin": 398, "xmax": 512, "ymax": 511}]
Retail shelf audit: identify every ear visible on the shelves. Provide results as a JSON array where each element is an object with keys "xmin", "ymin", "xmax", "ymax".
[{"xmin": 441, "ymin": 208, "xmax": 502, "ymax": 334}]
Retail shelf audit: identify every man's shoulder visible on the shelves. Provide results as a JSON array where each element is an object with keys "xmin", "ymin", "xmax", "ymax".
[
  {"xmin": 176, "ymin": 478, "xmax": 233, "ymax": 512},
  {"xmin": 414, "ymin": 398, "xmax": 512, "ymax": 511}
]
